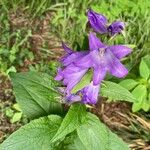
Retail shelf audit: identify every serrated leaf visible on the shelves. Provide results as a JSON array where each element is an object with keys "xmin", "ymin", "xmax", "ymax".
[
  {"xmin": 67, "ymin": 137, "xmax": 86, "ymax": 150},
  {"xmin": 139, "ymin": 58, "xmax": 150, "ymax": 80},
  {"xmin": 10, "ymin": 72, "xmax": 62, "ymax": 119},
  {"xmin": 51, "ymin": 104, "xmax": 86, "ymax": 143},
  {"xmin": 109, "ymin": 130, "xmax": 130, "ymax": 150},
  {"xmin": 77, "ymin": 113, "xmax": 108, "ymax": 150},
  {"xmin": 119, "ymin": 79, "xmax": 138, "ymax": 90},
  {"xmin": 77, "ymin": 113, "xmax": 129, "ymax": 150},
  {"xmin": 101, "ymin": 81, "xmax": 136, "ymax": 102},
  {"xmin": 71, "ymin": 71, "xmax": 92, "ymax": 94},
  {"xmin": 132, "ymin": 84, "xmax": 147, "ymax": 112},
  {"xmin": 1, "ymin": 115, "xmax": 62, "ymax": 150},
  {"xmin": 64, "ymin": 132, "xmax": 86, "ymax": 150}
]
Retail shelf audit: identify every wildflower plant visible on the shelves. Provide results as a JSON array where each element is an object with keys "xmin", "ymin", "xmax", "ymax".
[
  {"xmin": 1, "ymin": 9, "xmax": 136, "ymax": 150},
  {"xmin": 55, "ymin": 9, "xmax": 131, "ymax": 105}
]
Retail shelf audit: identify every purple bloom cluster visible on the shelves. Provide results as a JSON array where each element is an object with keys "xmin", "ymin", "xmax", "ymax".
[
  {"xmin": 55, "ymin": 9, "xmax": 131, "ymax": 105},
  {"xmin": 88, "ymin": 9, "xmax": 125, "ymax": 36}
]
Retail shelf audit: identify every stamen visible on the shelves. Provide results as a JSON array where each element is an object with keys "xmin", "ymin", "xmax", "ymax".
[{"xmin": 99, "ymin": 48, "xmax": 105, "ymax": 57}]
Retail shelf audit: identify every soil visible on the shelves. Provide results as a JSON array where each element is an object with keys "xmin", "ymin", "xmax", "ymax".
[
  {"xmin": 0, "ymin": 75, "xmax": 18, "ymax": 142},
  {"xmin": 92, "ymin": 98, "xmax": 150, "ymax": 149}
]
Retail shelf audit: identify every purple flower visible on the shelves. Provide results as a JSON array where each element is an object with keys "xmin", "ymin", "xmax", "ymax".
[
  {"xmin": 55, "ymin": 32, "xmax": 131, "ymax": 105},
  {"xmin": 108, "ymin": 21, "xmax": 125, "ymax": 36},
  {"xmin": 55, "ymin": 64, "xmax": 88, "ymax": 94},
  {"xmin": 60, "ymin": 43, "xmax": 88, "ymax": 66},
  {"xmin": 74, "ymin": 32, "xmax": 131, "ymax": 85},
  {"xmin": 65, "ymin": 94, "xmax": 81, "ymax": 104},
  {"xmin": 58, "ymin": 82, "xmax": 100, "ymax": 105},
  {"xmin": 87, "ymin": 9, "xmax": 108, "ymax": 34},
  {"xmin": 55, "ymin": 43, "xmax": 89, "ymax": 94},
  {"xmin": 87, "ymin": 9, "xmax": 125, "ymax": 36},
  {"xmin": 80, "ymin": 82, "xmax": 100, "ymax": 104},
  {"xmin": 57, "ymin": 87, "xmax": 81, "ymax": 104}
]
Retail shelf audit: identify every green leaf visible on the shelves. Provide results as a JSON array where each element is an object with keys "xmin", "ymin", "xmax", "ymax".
[
  {"xmin": 143, "ymin": 55, "xmax": 150, "ymax": 69},
  {"xmin": 132, "ymin": 84, "xmax": 147, "ymax": 100},
  {"xmin": 6, "ymin": 66, "xmax": 16, "ymax": 74},
  {"xmin": 148, "ymin": 93, "xmax": 150, "ymax": 103},
  {"xmin": 68, "ymin": 137, "xmax": 85, "ymax": 150},
  {"xmin": 5, "ymin": 108, "xmax": 14, "ymax": 118},
  {"xmin": 51, "ymin": 103, "xmax": 86, "ymax": 143},
  {"xmin": 142, "ymin": 99, "xmax": 150, "ymax": 112},
  {"xmin": 77, "ymin": 113, "xmax": 129, "ymax": 150},
  {"xmin": 10, "ymin": 72, "xmax": 62, "ymax": 119},
  {"xmin": 71, "ymin": 71, "xmax": 92, "ymax": 94},
  {"xmin": 132, "ymin": 101, "xmax": 142, "ymax": 112},
  {"xmin": 65, "ymin": 133, "xmax": 86, "ymax": 150},
  {"xmin": 1, "ymin": 115, "xmax": 62, "ymax": 150},
  {"xmin": 139, "ymin": 58, "xmax": 150, "ymax": 80},
  {"xmin": 132, "ymin": 84, "xmax": 147, "ymax": 112},
  {"xmin": 101, "ymin": 81, "xmax": 136, "ymax": 102},
  {"xmin": 12, "ymin": 103, "xmax": 22, "ymax": 112},
  {"xmin": 11, "ymin": 112, "xmax": 22, "ymax": 123},
  {"xmin": 119, "ymin": 79, "xmax": 138, "ymax": 90},
  {"xmin": 108, "ymin": 130, "xmax": 130, "ymax": 150},
  {"xmin": 77, "ymin": 113, "xmax": 107, "ymax": 150}
]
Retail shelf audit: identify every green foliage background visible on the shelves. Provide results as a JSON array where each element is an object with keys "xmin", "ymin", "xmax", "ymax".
[{"xmin": 0, "ymin": 0, "xmax": 150, "ymax": 72}]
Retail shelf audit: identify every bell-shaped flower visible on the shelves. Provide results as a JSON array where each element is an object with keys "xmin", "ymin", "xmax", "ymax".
[
  {"xmin": 80, "ymin": 82, "xmax": 100, "ymax": 104},
  {"xmin": 87, "ymin": 9, "xmax": 108, "ymax": 34},
  {"xmin": 87, "ymin": 9, "xmax": 125, "ymax": 36},
  {"xmin": 74, "ymin": 32, "xmax": 131, "ymax": 85},
  {"xmin": 57, "ymin": 87, "xmax": 81, "ymax": 104},
  {"xmin": 65, "ymin": 94, "xmax": 81, "ymax": 104},
  {"xmin": 55, "ymin": 64, "xmax": 88, "ymax": 94},
  {"xmin": 60, "ymin": 43, "xmax": 88, "ymax": 66},
  {"xmin": 58, "ymin": 82, "xmax": 100, "ymax": 105},
  {"xmin": 108, "ymin": 21, "xmax": 125, "ymax": 36},
  {"xmin": 55, "ymin": 33, "xmax": 131, "ymax": 105}
]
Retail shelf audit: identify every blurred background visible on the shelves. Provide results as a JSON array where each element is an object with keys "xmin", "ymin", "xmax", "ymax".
[{"xmin": 0, "ymin": 0, "xmax": 150, "ymax": 149}]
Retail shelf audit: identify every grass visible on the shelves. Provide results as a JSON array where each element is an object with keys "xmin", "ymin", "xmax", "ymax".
[{"xmin": 0, "ymin": 0, "xmax": 150, "ymax": 72}]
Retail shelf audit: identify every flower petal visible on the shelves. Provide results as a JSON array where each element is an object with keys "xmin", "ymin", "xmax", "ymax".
[
  {"xmin": 62, "ymin": 64, "xmax": 88, "ymax": 93},
  {"xmin": 108, "ymin": 21, "xmax": 125, "ymax": 36},
  {"xmin": 65, "ymin": 71, "xmax": 87, "ymax": 93},
  {"xmin": 93, "ymin": 66, "xmax": 107, "ymax": 85},
  {"xmin": 108, "ymin": 55, "xmax": 128, "ymax": 78},
  {"xmin": 55, "ymin": 68, "xmax": 63, "ymax": 81},
  {"xmin": 62, "ymin": 42, "xmax": 73, "ymax": 54},
  {"xmin": 89, "ymin": 32, "xmax": 105, "ymax": 51},
  {"xmin": 65, "ymin": 94, "xmax": 81, "ymax": 104},
  {"xmin": 81, "ymin": 82, "xmax": 100, "ymax": 104},
  {"xmin": 87, "ymin": 9, "xmax": 108, "ymax": 34},
  {"xmin": 74, "ymin": 52, "xmax": 92, "ymax": 68},
  {"xmin": 61, "ymin": 51, "xmax": 87, "ymax": 66},
  {"xmin": 108, "ymin": 45, "xmax": 131, "ymax": 59}
]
